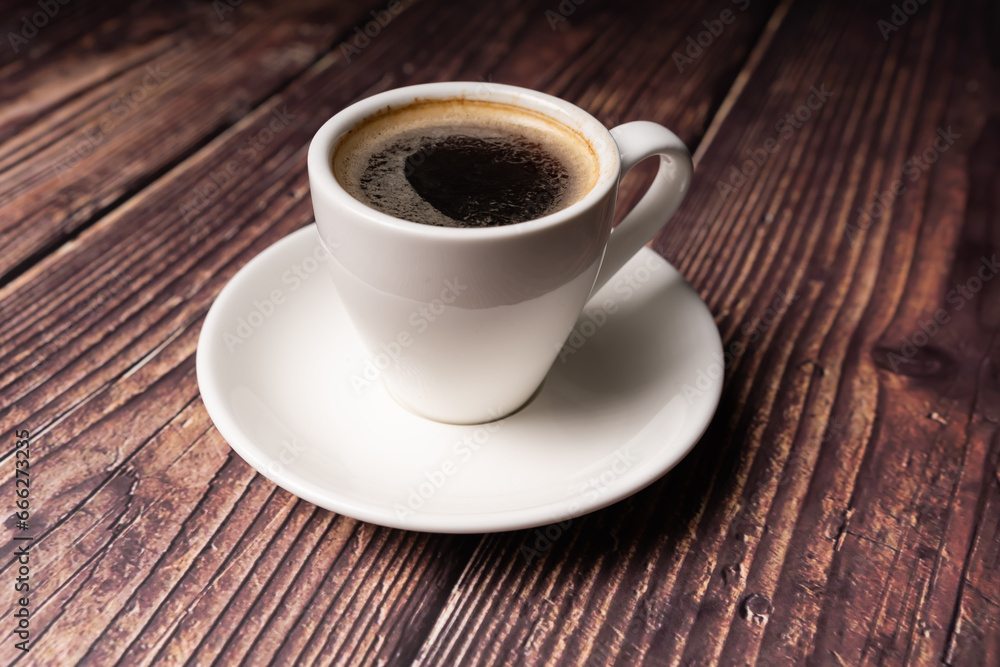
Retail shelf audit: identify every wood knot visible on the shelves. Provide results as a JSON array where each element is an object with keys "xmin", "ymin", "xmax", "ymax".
[
  {"xmin": 742, "ymin": 593, "xmax": 772, "ymax": 625},
  {"xmin": 871, "ymin": 343, "xmax": 956, "ymax": 380},
  {"xmin": 722, "ymin": 563, "xmax": 744, "ymax": 586}
]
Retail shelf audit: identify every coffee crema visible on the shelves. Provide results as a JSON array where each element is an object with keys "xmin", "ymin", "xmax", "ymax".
[{"xmin": 332, "ymin": 99, "xmax": 599, "ymax": 228}]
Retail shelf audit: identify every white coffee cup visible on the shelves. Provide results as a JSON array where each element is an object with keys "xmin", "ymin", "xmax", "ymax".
[{"xmin": 308, "ymin": 82, "xmax": 692, "ymax": 424}]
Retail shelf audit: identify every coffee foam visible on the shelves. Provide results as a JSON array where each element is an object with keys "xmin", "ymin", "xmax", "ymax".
[{"xmin": 332, "ymin": 99, "xmax": 599, "ymax": 227}]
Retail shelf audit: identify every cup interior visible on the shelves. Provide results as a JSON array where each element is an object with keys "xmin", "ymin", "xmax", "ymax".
[{"xmin": 307, "ymin": 82, "xmax": 621, "ymax": 236}]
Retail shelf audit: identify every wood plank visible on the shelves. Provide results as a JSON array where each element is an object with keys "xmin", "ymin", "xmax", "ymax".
[
  {"xmin": 0, "ymin": 0, "xmax": 385, "ymax": 283},
  {"xmin": 416, "ymin": 0, "xmax": 999, "ymax": 663},
  {"xmin": 0, "ymin": 0, "xmax": 782, "ymax": 663},
  {"xmin": 0, "ymin": 0, "xmax": 196, "ymax": 140},
  {"xmin": 666, "ymin": 0, "xmax": 998, "ymax": 665}
]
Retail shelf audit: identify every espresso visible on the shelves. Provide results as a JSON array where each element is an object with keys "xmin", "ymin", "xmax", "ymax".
[{"xmin": 333, "ymin": 99, "xmax": 598, "ymax": 228}]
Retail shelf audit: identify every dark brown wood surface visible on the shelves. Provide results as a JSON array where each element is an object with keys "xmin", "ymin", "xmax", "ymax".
[{"xmin": 0, "ymin": 0, "xmax": 997, "ymax": 664}]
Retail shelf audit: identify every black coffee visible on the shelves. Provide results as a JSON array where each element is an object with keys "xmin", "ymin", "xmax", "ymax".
[{"xmin": 333, "ymin": 99, "xmax": 598, "ymax": 228}]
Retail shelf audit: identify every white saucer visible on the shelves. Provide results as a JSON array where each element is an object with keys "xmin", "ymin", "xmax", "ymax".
[{"xmin": 197, "ymin": 225, "xmax": 723, "ymax": 533}]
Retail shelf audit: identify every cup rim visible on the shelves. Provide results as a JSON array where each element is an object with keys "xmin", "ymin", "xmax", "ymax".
[{"xmin": 307, "ymin": 81, "xmax": 621, "ymax": 239}]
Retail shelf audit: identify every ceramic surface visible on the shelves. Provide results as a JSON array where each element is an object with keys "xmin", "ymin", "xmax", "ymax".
[
  {"xmin": 308, "ymin": 82, "xmax": 692, "ymax": 423},
  {"xmin": 197, "ymin": 225, "xmax": 724, "ymax": 533}
]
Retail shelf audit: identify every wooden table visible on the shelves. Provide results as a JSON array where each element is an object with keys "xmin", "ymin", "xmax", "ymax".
[{"xmin": 1, "ymin": 0, "xmax": 997, "ymax": 664}]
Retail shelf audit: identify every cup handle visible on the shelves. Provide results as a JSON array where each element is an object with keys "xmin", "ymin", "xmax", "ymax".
[{"xmin": 590, "ymin": 121, "xmax": 693, "ymax": 295}]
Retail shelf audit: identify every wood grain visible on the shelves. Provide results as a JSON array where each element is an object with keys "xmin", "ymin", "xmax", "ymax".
[
  {"xmin": 647, "ymin": 0, "xmax": 1000, "ymax": 664},
  {"xmin": 0, "ymin": 0, "xmax": 384, "ymax": 282},
  {"xmin": 1, "ymin": 0, "xmax": 996, "ymax": 664},
  {"xmin": 0, "ymin": 0, "xmax": 783, "ymax": 665}
]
